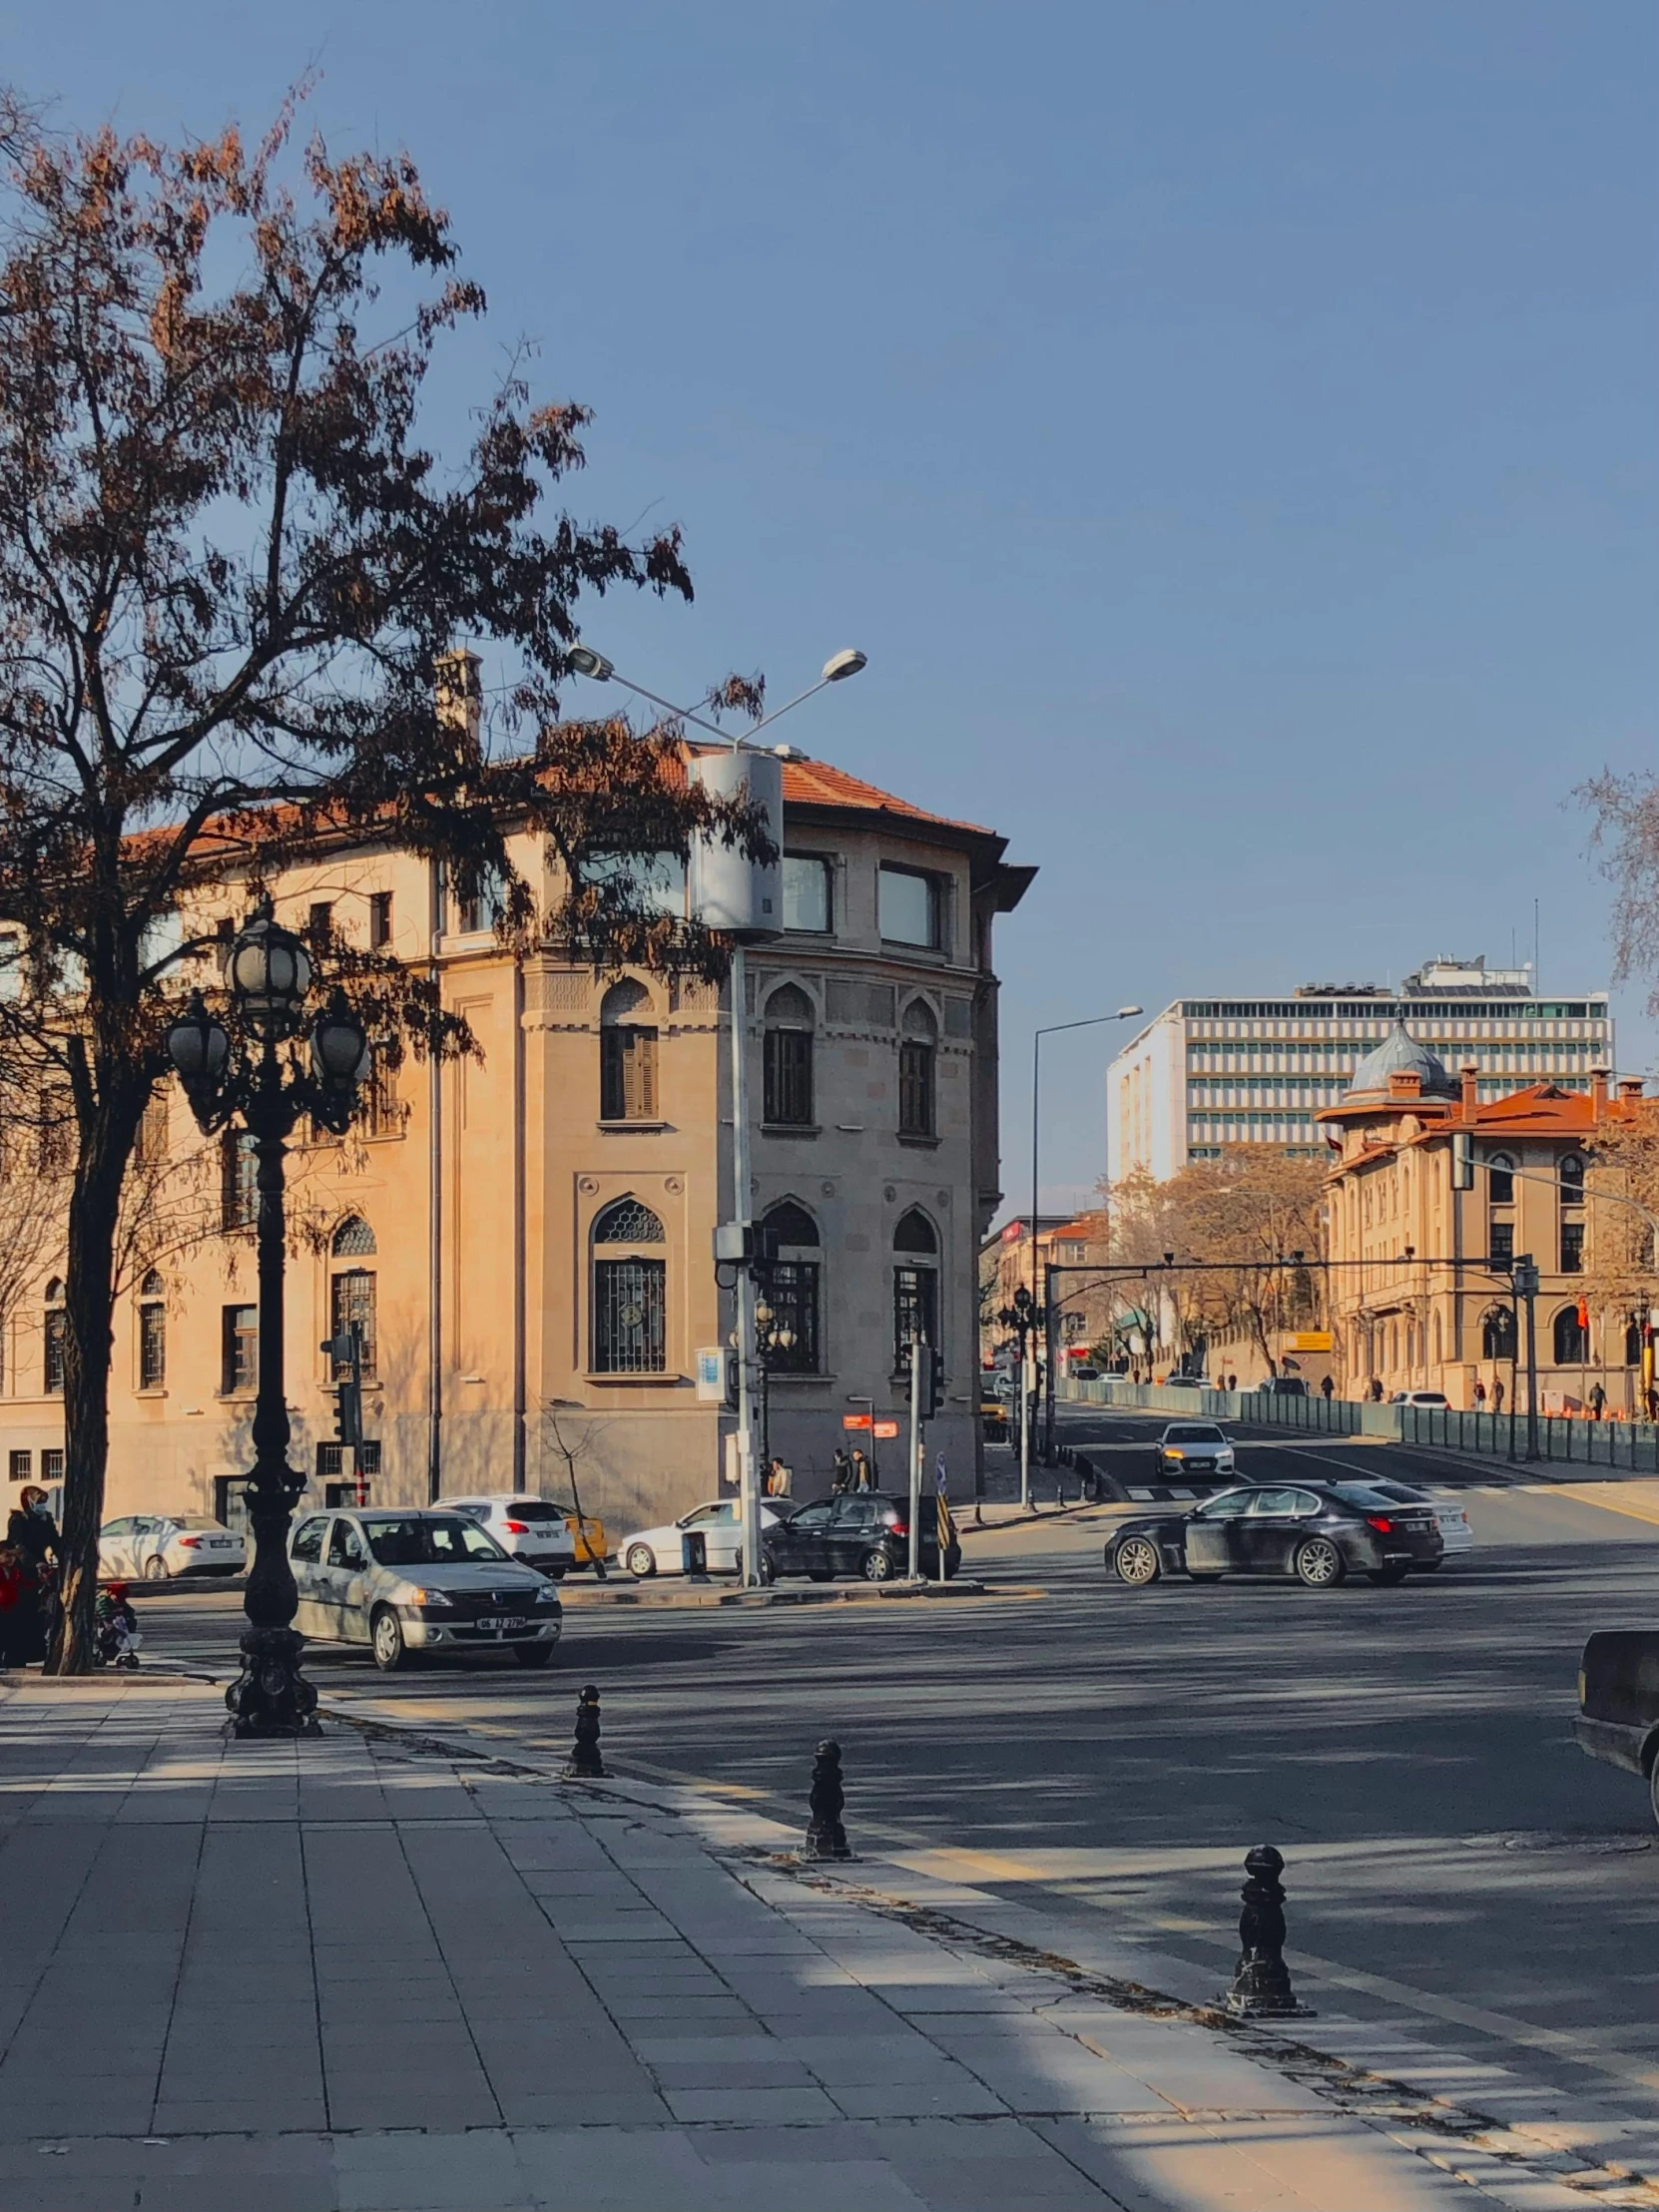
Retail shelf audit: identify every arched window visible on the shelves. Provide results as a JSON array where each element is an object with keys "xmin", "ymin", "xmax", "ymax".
[
  {"xmin": 892, "ymin": 1208, "xmax": 939, "ymax": 1370},
  {"xmin": 1431, "ymin": 1310, "xmax": 1442, "ymax": 1367},
  {"xmin": 1553, "ymin": 1305, "xmax": 1588, "ymax": 1366},
  {"xmin": 138, "ymin": 1269, "xmax": 166, "ymax": 1390},
  {"xmin": 762, "ymin": 983, "xmax": 815, "ymax": 1128},
  {"xmin": 759, "ymin": 1201, "xmax": 821, "ymax": 1374},
  {"xmin": 44, "ymin": 1277, "xmax": 66, "ymax": 1394},
  {"xmin": 1486, "ymin": 1153, "xmax": 1515, "ymax": 1206},
  {"xmin": 328, "ymin": 1219, "xmax": 378, "ymax": 1381},
  {"xmin": 1626, "ymin": 1319, "xmax": 1643, "ymax": 1369},
  {"xmin": 592, "ymin": 1197, "xmax": 667, "ymax": 1373},
  {"xmin": 1559, "ymin": 1153, "xmax": 1586, "ymax": 1204},
  {"xmin": 1481, "ymin": 1306, "xmax": 1516, "ymax": 1361},
  {"xmin": 898, "ymin": 1001, "xmax": 937, "ymax": 1140},
  {"xmin": 600, "ymin": 979, "xmax": 658, "ymax": 1122}
]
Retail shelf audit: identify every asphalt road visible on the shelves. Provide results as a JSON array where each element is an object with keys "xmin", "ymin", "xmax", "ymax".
[{"xmin": 133, "ymin": 1406, "xmax": 1659, "ymax": 2122}]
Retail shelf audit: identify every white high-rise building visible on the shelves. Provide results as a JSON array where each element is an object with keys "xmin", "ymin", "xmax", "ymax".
[{"xmin": 1106, "ymin": 957, "xmax": 1613, "ymax": 1185}]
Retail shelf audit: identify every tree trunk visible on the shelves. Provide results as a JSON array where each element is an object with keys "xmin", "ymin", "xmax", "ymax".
[{"xmin": 48, "ymin": 1085, "xmax": 142, "ymax": 1675}]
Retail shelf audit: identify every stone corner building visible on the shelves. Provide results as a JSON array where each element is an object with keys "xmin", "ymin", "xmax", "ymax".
[
  {"xmin": 2, "ymin": 757, "xmax": 1032, "ymax": 1537},
  {"xmin": 1319, "ymin": 1024, "xmax": 1648, "ymax": 1412}
]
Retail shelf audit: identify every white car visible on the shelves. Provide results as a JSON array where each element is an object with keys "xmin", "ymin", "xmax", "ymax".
[
  {"xmin": 99, "ymin": 1513, "xmax": 246, "ymax": 1581},
  {"xmin": 288, "ymin": 1506, "xmax": 562, "ymax": 1670},
  {"xmin": 1150, "ymin": 1423, "xmax": 1236, "ymax": 1478},
  {"xmin": 434, "ymin": 1494, "xmax": 578, "ymax": 1578},
  {"xmin": 619, "ymin": 1498, "xmax": 787, "ymax": 1579},
  {"xmin": 1390, "ymin": 1390, "xmax": 1449, "ymax": 1408}
]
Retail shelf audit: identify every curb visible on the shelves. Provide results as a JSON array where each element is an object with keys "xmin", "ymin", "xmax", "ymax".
[{"xmin": 557, "ymin": 1576, "xmax": 1005, "ymax": 1609}]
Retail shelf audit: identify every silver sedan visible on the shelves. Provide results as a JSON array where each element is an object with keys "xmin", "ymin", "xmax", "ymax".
[{"xmin": 288, "ymin": 1507, "xmax": 562, "ymax": 1671}]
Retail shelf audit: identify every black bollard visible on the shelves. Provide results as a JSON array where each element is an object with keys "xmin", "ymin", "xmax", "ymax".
[
  {"xmin": 563, "ymin": 1683, "xmax": 607, "ymax": 1779},
  {"xmin": 1224, "ymin": 1845, "xmax": 1313, "ymax": 2017},
  {"xmin": 802, "ymin": 1738, "xmax": 850, "ymax": 1860}
]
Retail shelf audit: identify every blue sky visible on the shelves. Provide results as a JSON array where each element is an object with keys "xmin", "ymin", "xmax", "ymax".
[{"xmin": 7, "ymin": 1, "xmax": 1655, "ymax": 1213}]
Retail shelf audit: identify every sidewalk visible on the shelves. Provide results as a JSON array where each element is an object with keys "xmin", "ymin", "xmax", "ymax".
[{"xmin": 0, "ymin": 1676, "xmax": 1598, "ymax": 2211}]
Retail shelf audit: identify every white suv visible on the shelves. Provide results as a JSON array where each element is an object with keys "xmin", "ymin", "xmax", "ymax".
[{"xmin": 435, "ymin": 1495, "xmax": 577, "ymax": 1578}]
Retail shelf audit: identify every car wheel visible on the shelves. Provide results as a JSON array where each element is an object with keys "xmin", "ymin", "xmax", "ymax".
[
  {"xmin": 370, "ymin": 1606, "xmax": 408, "ymax": 1672},
  {"xmin": 1367, "ymin": 1565, "xmax": 1409, "ymax": 1585},
  {"xmin": 1114, "ymin": 1536, "xmax": 1162, "ymax": 1586},
  {"xmin": 624, "ymin": 1545, "xmax": 656, "ymax": 1578},
  {"xmin": 512, "ymin": 1643, "xmax": 554, "ymax": 1668},
  {"xmin": 143, "ymin": 1555, "xmax": 168, "ymax": 1583},
  {"xmin": 1648, "ymin": 1755, "xmax": 1659, "ymax": 1833},
  {"xmin": 861, "ymin": 1547, "xmax": 894, "ymax": 1582},
  {"xmin": 1295, "ymin": 1536, "xmax": 1346, "ymax": 1588}
]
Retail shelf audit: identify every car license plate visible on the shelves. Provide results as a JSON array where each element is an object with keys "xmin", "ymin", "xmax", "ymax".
[{"xmin": 477, "ymin": 1615, "xmax": 528, "ymax": 1633}]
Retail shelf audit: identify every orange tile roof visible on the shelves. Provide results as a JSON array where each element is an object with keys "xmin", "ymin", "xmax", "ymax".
[
  {"xmin": 1471, "ymin": 1083, "xmax": 1598, "ymax": 1134},
  {"xmin": 768, "ymin": 754, "xmax": 992, "ymax": 837}
]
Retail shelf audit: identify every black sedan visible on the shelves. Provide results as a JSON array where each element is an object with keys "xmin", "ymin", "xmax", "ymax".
[
  {"xmin": 1105, "ymin": 1480, "xmax": 1442, "ymax": 1590},
  {"xmin": 764, "ymin": 1492, "xmax": 960, "ymax": 1584}
]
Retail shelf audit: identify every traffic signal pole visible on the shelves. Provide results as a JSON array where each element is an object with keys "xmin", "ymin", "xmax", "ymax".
[{"xmin": 907, "ymin": 1339, "xmax": 924, "ymax": 1581}]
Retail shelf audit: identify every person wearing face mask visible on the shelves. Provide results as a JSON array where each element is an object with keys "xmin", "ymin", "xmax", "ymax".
[{"xmin": 3, "ymin": 1487, "xmax": 59, "ymax": 1666}]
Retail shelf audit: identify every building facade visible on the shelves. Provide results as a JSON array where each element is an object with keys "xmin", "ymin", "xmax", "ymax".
[
  {"xmin": 1319, "ymin": 1026, "xmax": 1647, "ymax": 1411},
  {"xmin": 979, "ymin": 1211, "xmax": 1113, "ymax": 1379},
  {"xmin": 1107, "ymin": 958, "xmax": 1612, "ymax": 1185},
  {"xmin": 1, "ymin": 756, "xmax": 1031, "ymax": 1538}
]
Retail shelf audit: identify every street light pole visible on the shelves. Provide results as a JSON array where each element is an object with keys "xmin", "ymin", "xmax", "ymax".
[
  {"xmin": 566, "ymin": 643, "xmax": 865, "ymax": 1584},
  {"xmin": 167, "ymin": 914, "xmax": 370, "ymax": 1737},
  {"xmin": 1024, "ymin": 1004, "xmax": 1143, "ymax": 1502}
]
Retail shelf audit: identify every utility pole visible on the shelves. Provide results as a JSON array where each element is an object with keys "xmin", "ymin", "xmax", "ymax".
[
  {"xmin": 1514, "ymin": 1255, "xmax": 1540, "ymax": 1460},
  {"xmin": 906, "ymin": 1339, "xmax": 927, "ymax": 1580}
]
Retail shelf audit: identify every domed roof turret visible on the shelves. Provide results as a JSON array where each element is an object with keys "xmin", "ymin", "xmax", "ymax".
[{"xmin": 1343, "ymin": 1021, "xmax": 1456, "ymax": 1103}]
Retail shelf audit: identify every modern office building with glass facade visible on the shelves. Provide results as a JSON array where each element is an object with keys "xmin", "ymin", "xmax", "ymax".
[{"xmin": 1106, "ymin": 957, "xmax": 1613, "ymax": 1184}]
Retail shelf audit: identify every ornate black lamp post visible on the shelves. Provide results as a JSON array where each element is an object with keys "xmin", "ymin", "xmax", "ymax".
[
  {"xmin": 166, "ymin": 911, "xmax": 371, "ymax": 1737},
  {"xmin": 996, "ymin": 1285, "xmax": 1046, "ymax": 1508}
]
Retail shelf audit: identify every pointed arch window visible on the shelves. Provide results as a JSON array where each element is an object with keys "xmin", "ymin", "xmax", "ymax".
[
  {"xmin": 592, "ymin": 1197, "xmax": 667, "ymax": 1373},
  {"xmin": 763, "ymin": 984, "xmax": 815, "ymax": 1127},
  {"xmin": 760, "ymin": 1201, "xmax": 821, "ymax": 1373},
  {"xmin": 1486, "ymin": 1153, "xmax": 1515, "ymax": 1206},
  {"xmin": 898, "ymin": 1001, "xmax": 937, "ymax": 1139},
  {"xmin": 138, "ymin": 1269, "xmax": 166, "ymax": 1390},
  {"xmin": 600, "ymin": 979, "xmax": 658, "ymax": 1122},
  {"xmin": 1553, "ymin": 1305, "xmax": 1588, "ymax": 1366},
  {"xmin": 44, "ymin": 1277, "xmax": 66, "ymax": 1394},
  {"xmin": 329, "ymin": 1217, "xmax": 377, "ymax": 1379},
  {"xmin": 1481, "ymin": 1305, "xmax": 1516, "ymax": 1362},
  {"xmin": 892, "ymin": 1207, "xmax": 939, "ymax": 1370}
]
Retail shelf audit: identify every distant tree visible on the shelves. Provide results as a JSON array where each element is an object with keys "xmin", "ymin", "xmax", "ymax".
[{"xmin": 0, "ymin": 88, "xmax": 760, "ymax": 1668}]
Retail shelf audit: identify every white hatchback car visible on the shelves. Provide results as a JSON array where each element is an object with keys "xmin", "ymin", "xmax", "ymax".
[
  {"xmin": 288, "ymin": 1506, "xmax": 562, "ymax": 1670},
  {"xmin": 619, "ymin": 1498, "xmax": 787, "ymax": 1579},
  {"xmin": 99, "ymin": 1513, "xmax": 247, "ymax": 1582},
  {"xmin": 434, "ymin": 1494, "xmax": 578, "ymax": 1578}
]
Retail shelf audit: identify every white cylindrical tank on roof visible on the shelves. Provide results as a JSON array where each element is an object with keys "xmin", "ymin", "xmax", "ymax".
[{"xmin": 688, "ymin": 747, "xmax": 784, "ymax": 941}]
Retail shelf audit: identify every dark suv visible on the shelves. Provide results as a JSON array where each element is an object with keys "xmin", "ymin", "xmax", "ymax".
[{"xmin": 764, "ymin": 1492, "xmax": 961, "ymax": 1583}]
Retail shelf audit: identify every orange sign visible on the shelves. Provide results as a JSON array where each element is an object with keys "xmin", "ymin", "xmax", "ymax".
[
  {"xmin": 841, "ymin": 1413, "xmax": 871, "ymax": 1429},
  {"xmin": 873, "ymin": 1420, "xmax": 900, "ymax": 1438}
]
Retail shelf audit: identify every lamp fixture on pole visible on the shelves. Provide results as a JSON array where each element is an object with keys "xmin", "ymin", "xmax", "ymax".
[{"xmin": 166, "ymin": 909, "xmax": 373, "ymax": 1738}]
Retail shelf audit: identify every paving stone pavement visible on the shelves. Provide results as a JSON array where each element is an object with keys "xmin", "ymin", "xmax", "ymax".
[{"xmin": 0, "ymin": 1675, "xmax": 1610, "ymax": 2211}]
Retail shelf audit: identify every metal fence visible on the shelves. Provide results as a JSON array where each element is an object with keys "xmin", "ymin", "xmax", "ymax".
[{"xmin": 1058, "ymin": 1375, "xmax": 1659, "ymax": 1471}]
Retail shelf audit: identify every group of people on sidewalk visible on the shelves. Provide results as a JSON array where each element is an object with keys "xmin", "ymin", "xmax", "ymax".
[
  {"xmin": 830, "ymin": 1445, "xmax": 875, "ymax": 1493},
  {"xmin": 0, "ymin": 1487, "xmax": 141, "ymax": 1671}
]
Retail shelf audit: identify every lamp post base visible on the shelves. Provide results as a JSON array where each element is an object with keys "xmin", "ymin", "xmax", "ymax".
[{"xmin": 225, "ymin": 1625, "xmax": 321, "ymax": 1739}]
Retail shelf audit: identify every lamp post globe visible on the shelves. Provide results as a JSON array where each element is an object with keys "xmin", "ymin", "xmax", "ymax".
[
  {"xmin": 311, "ymin": 991, "xmax": 372, "ymax": 1092},
  {"xmin": 229, "ymin": 914, "xmax": 312, "ymax": 1040},
  {"xmin": 165, "ymin": 991, "xmax": 231, "ymax": 1091}
]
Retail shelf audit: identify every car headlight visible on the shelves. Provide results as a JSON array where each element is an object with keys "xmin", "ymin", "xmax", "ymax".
[
  {"xmin": 1217, "ymin": 1451, "xmax": 1235, "ymax": 1465},
  {"xmin": 1163, "ymin": 1448, "xmax": 1183, "ymax": 1459},
  {"xmin": 535, "ymin": 1584, "xmax": 561, "ymax": 1605},
  {"xmin": 406, "ymin": 1586, "xmax": 453, "ymax": 1607}
]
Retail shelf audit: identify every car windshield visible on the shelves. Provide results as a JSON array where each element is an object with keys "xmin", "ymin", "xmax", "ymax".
[
  {"xmin": 1166, "ymin": 1426, "xmax": 1225, "ymax": 1444},
  {"xmin": 360, "ymin": 1515, "xmax": 509, "ymax": 1567},
  {"xmin": 504, "ymin": 1500, "xmax": 566, "ymax": 1522}
]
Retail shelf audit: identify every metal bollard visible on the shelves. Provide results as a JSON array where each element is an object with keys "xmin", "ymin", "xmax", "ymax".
[
  {"xmin": 802, "ymin": 1737, "xmax": 850, "ymax": 1860},
  {"xmin": 1223, "ymin": 1845, "xmax": 1314, "ymax": 2017},
  {"xmin": 563, "ymin": 1682, "xmax": 608, "ymax": 1780}
]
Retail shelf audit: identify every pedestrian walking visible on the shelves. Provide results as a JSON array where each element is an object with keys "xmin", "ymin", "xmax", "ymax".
[
  {"xmin": 765, "ymin": 1456, "xmax": 793, "ymax": 1498},
  {"xmin": 1492, "ymin": 1378, "xmax": 1505, "ymax": 1415},
  {"xmin": 1367, "ymin": 1377, "xmax": 1383, "ymax": 1402},
  {"xmin": 1473, "ymin": 1379, "xmax": 1486, "ymax": 1410},
  {"xmin": 850, "ymin": 1446, "xmax": 870, "ymax": 1493},
  {"xmin": 830, "ymin": 1447, "xmax": 852, "ymax": 1495},
  {"xmin": 1589, "ymin": 1382, "xmax": 1606, "ymax": 1421},
  {"xmin": 1320, "ymin": 1375, "xmax": 1334, "ymax": 1401},
  {"xmin": 2, "ymin": 1488, "xmax": 57, "ymax": 1668},
  {"xmin": 1225, "ymin": 1374, "xmax": 1237, "ymax": 1393},
  {"xmin": 6, "ymin": 1485, "xmax": 60, "ymax": 1575}
]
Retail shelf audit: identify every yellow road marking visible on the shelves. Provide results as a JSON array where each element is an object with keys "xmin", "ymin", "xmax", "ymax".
[{"xmin": 1553, "ymin": 1484, "xmax": 1659, "ymax": 1530}]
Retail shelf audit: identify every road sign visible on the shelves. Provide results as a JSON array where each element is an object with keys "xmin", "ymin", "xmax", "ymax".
[
  {"xmin": 841, "ymin": 1412, "xmax": 871, "ymax": 1430},
  {"xmin": 872, "ymin": 1419, "xmax": 899, "ymax": 1439}
]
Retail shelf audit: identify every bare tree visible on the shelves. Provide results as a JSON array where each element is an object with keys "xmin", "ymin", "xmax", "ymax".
[
  {"xmin": 541, "ymin": 1405, "xmax": 611, "ymax": 1581},
  {"xmin": 0, "ymin": 87, "xmax": 761, "ymax": 1667}
]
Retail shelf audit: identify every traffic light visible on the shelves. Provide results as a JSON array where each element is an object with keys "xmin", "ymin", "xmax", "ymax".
[
  {"xmin": 332, "ymin": 1380, "xmax": 363, "ymax": 1447},
  {"xmin": 927, "ymin": 1350, "xmax": 945, "ymax": 1421}
]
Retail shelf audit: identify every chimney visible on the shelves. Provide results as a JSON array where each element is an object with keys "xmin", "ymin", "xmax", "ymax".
[
  {"xmin": 1620, "ymin": 1077, "xmax": 1645, "ymax": 1101},
  {"xmin": 1590, "ymin": 1066, "xmax": 1609, "ymax": 1115},
  {"xmin": 1460, "ymin": 1062, "xmax": 1478, "ymax": 1120},
  {"xmin": 1388, "ymin": 1070, "xmax": 1421, "ymax": 1101},
  {"xmin": 434, "ymin": 648, "xmax": 483, "ymax": 748}
]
